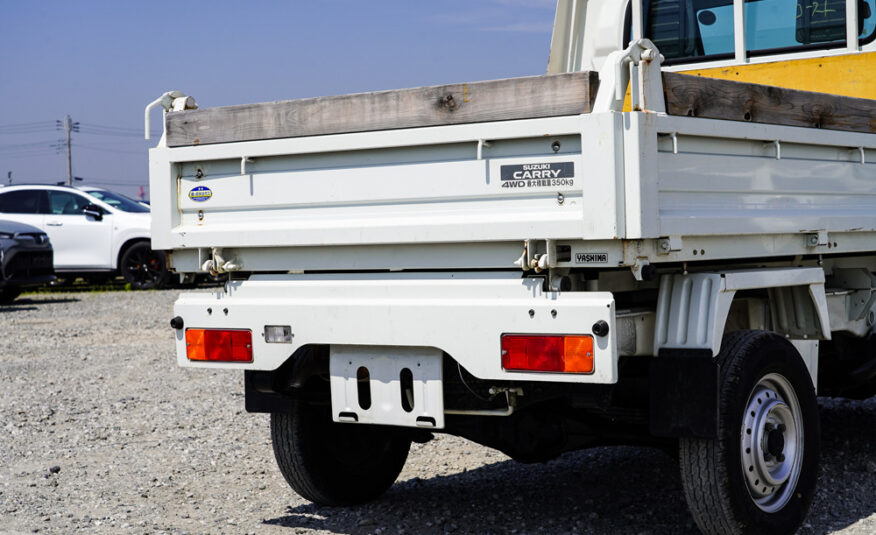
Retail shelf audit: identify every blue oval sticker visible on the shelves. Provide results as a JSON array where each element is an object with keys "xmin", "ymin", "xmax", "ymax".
[{"xmin": 188, "ymin": 186, "xmax": 212, "ymax": 202}]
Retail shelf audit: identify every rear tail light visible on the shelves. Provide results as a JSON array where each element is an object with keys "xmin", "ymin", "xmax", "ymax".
[
  {"xmin": 501, "ymin": 334, "xmax": 594, "ymax": 373},
  {"xmin": 186, "ymin": 329, "xmax": 253, "ymax": 362}
]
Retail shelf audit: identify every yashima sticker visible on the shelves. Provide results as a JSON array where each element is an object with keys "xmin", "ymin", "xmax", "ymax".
[
  {"xmin": 500, "ymin": 162, "xmax": 574, "ymax": 189},
  {"xmin": 575, "ymin": 252, "xmax": 608, "ymax": 264},
  {"xmin": 188, "ymin": 186, "xmax": 212, "ymax": 202}
]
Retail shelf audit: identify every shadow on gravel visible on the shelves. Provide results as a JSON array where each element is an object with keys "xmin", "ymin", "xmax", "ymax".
[
  {"xmin": 263, "ymin": 398, "xmax": 876, "ymax": 535},
  {"xmin": 801, "ymin": 397, "xmax": 876, "ymax": 535},
  {"xmin": 0, "ymin": 297, "xmax": 80, "ymax": 312},
  {"xmin": 0, "ymin": 304, "xmax": 38, "ymax": 312},
  {"xmin": 5, "ymin": 297, "xmax": 80, "ymax": 305},
  {"xmin": 264, "ymin": 446, "xmax": 698, "ymax": 535}
]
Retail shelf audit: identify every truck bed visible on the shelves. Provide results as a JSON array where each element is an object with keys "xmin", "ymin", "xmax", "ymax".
[{"xmin": 149, "ymin": 72, "xmax": 876, "ymax": 273}]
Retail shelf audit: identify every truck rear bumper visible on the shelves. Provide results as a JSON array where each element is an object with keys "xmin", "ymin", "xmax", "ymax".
[{"xmin": 173, "ymin": 272, "xmax": 618, "ymax": 384}]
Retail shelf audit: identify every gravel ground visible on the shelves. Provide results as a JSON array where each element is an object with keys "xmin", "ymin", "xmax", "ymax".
[{"xmin": 1, "ymin": 289, "xmax": 874, "ymax": 535}]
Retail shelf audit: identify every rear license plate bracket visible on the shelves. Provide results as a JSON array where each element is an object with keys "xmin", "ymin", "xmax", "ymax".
[{"xmin": 329, "ymin": 345, "xmax": 444, "ymax": 429}]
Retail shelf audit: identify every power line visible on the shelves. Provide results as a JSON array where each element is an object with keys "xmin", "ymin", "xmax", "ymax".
[
  {"xmin": 78, "ymin": 130, "xmax": 161, "ymax": 139},
  {"xmin": 78, "ymin": 122, "xmax": 161, "ymax": 138},
  {"xmin": 0, "ymin": 151, "xmax": 60, "ymax": 158},
  {"xmin": 73, "ymin": 143, "xmax": 147, "ymax": 155},
  {"xmin": 74, "ymin": 136, "xmax": 155, "ymax": 146},
  {"xmin": 74, "ymin": 177, "xmax": 147, "ymax": 187},
  {"xmin": 79, "ymin": 122, "xmax": 144, "ymax": 133},
  {"xmin": 0, "ymin": 150, "xmax": 60, "ymax": 159},
  {"xmin": 0, "ymin": 121, "xmax": 56, "ymax": 131},
  {"xmin": 78, "ymin": 130, "xmax": 144, "ymax": 138},
  {"xmin": 0, "ymin": 120, "xmax": 55, "ymax": 127},
  {"xmin": 0, "ymin": 120, "xmax": 160, "ymax": 137},
  {"xmin": 0, "ymin": 139, "xmax": 60, "ymax": 151},
  {"xmin": 78, "ymin": 128, "xmax": 161, "ymax": 138},
  {"xmin": 0, "ymin": 145, "xmax": 60, "ymax": 154},
  {"xmin": 0, "ymin": 126, "xmax": 57, "ymax": 135},
  {"xmin": 0, "ymin": 118, "xmax": 162, "ymax": 178}
]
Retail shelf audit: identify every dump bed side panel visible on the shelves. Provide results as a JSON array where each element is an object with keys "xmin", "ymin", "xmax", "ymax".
[{"xmin": 645, "ymin": 115, "xmax": 876, "ymax": 239}]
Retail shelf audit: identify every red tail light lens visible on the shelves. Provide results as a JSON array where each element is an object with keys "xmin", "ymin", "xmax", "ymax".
[
  {"xmin": 186, "ymin": 329, "xmax": 253, "ymax": 362},
  {"xmin": 501, "ymin": 334, "xmax": 594, "ymax": 373}
]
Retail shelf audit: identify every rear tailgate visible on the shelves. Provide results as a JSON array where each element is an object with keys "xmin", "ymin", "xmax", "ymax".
[{"xmin": 149, "ymin": 115, "xmax": 622, "ymax": 250}]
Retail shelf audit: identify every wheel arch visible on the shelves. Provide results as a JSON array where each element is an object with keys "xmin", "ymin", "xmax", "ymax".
[
  {"xmin": 115, "ymin": 237, "xmax": 151, "ymax": 272},
  {"xmin": 653, "ymin": 268, "xmax": 830, "ymax": 388}
]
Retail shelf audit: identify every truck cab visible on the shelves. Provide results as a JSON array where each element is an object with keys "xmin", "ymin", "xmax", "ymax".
[{"xmin": 549, "ymin": 0, "xmax": 875, "ymax": 98}]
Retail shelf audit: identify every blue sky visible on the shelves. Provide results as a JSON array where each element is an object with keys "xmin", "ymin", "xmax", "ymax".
[{"xmin": 0, "ymin": 0, "xmax": 557, "ymax": 199}]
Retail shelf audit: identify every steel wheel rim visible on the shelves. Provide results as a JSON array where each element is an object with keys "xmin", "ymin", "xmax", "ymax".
[{"xmin": 740, "ymin": 372, "xmax": 804, "ymax": 513}]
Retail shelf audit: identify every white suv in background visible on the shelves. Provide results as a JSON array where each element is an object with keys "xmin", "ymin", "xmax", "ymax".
[{"xmin": 0, "ymin": 184, "xmax": 168, "ymax": 289}]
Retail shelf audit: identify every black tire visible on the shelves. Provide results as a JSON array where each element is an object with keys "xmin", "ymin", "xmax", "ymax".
[
  {"xmin": 271, "ymin": 401, "xmax": 411, "ymax": 506},
  {"xmin": 679, "ymin": 330, "xmax": 820, "ymax": 535},
  {"xmin": 120, "ymin": 242, "xmax": 168, "ymax": 290},
  {"xmin": 0, "ymin": 288, "xmax": 22, "ymax": 303}
]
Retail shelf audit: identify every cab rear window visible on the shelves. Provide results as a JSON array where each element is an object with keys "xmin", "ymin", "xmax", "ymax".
[{"xmin": 630, "ymin": 0, "xmax": 876, "ymax": 64}]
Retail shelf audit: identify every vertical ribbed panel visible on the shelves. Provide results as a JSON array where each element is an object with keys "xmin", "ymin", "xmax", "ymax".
[{"xmin": 654, "ymin": 272, "xmax": 729, "ymax": 356}]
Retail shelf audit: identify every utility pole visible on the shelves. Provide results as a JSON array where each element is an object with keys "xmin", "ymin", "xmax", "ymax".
[
  {"xmin": 56, "ymin": 115, "xmax": 80, "ymax": 186},
  {"xmin": 64, "ymin": 115, "xmax": 72, "ymax": 185}
]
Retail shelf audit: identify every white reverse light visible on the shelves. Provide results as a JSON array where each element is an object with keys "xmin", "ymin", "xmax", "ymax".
[{"xmin": 264, "ymin": 325, "xmax": 294, "ymax": 343}]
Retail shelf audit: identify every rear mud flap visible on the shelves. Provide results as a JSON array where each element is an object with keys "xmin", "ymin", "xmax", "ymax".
[{"xmin": 650, "ymin": 348, "xmax": 719, "ymax": 438}]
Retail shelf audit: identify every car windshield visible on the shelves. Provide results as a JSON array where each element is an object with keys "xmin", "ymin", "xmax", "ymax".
[{"xmin": 85, "ymin": 190, "xmax": 149, "ymax": 213}]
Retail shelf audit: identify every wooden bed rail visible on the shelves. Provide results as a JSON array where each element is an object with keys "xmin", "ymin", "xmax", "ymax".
[{"xmin": 164, "ymin": 70, "xmax": 874, "ymax": 147}]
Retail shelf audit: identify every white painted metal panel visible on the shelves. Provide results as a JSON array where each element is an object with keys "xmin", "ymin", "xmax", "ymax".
[
  {"xmin": 173, "ymin": 272, "xmax": 618, "ymax": 384},
  {"xmin": 647, "ymin": 115, "xmax": 876, "ymax": 239},
  {"xmin": 790, "ymin": 340, "xmax": 819, "ymax": 390},
  {"xmin": 172, "ymin": 153, "xmax": 599, "ymax": 247},
  {"xmin": 654, "ymin": 272, "xmax": 732, "ymax": 354},
  {"xmin": 151, "ymin": 114, "xmax": 630, "ymax": 249},
  {"xmin": 654, "ymin": 268, "xmax": 830, "ymax": 356},
  {"xmin": 155, "ymin": 115, "xmax": 586, "ymax": 163},
  {"xmin": 656, "ymin": 115, "xmax": 876, "ymax": 150},
  {"xmin": 151, "ymin": 107, "xmax": 876, "ymax": 267},
  {"xmin": 330, "ymin": 346, "xmax": 445, "ymax": 429},
  {"xmin": 623, "ymin": 112, "xmax": 660, "ymax": 239},
  {"xmin": 657, "ymin": 152, "xmax": 876, "ymax": 236},
  {"xmin": 580, "ymin": 112, "xmax": 626, "ymax": 238}
]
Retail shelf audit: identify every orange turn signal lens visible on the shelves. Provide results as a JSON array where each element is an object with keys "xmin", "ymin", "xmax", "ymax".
[
  {"xmin": 185, "ymin": 329, "xmax": 253, "ymax": 362},
  {"xmin": 562, "ymin": 336, "xmax": 595, "ymax": 373},
  {"xmin": 501, "ymin": 334, "xmax": 593, "ymax": 373}
]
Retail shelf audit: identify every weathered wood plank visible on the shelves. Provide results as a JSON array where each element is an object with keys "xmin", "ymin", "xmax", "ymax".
[
  {"xmin": 166, "ymin": 72, "xmax": 599, "ymax": 147},
  {"xmin": 663, "ymin": 72, "xmax": 876, "ymax": 134}
]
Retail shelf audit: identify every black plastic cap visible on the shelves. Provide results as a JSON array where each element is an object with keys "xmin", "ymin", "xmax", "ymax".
[
  {"xmin": 592, "ymin": 320, "xmax": 609, "ymax": 337},
  {"xmin": 641, "ymin": 264, "xmax": 658, "ymax": 281},
  {"xmin": 170, "ymin": 316, "xmax": 184, "ymax": 330}
]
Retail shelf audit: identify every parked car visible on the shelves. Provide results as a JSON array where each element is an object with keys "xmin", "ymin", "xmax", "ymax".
[
  {"xmin": 0, "ymin": 184, "xmax": 168, "ymax": 289},
  {"xmin": 78, "ymin": 186, "xmax": 149, "ymax": 214},
  {"xmin": 0, "ymin": 219, "xmax": 55, "ymax": 303}
]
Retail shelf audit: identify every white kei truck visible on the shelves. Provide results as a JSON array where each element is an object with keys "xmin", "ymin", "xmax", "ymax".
[{"xmin": 147, "ymin": 1, "xmax": 876, "ymax": 533}]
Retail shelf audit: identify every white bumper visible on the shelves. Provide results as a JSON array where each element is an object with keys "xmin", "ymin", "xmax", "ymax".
[{"xmin": 174, "ymin": 272, "xmax": 618, "ymax": 384}]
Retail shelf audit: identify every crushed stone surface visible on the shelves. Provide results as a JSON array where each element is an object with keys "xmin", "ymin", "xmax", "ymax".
[{"xmin": 1, "ymin": 290, "xmax": 873, "ymax": 534}]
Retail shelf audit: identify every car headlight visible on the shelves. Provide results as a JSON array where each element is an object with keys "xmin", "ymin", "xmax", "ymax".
[{"xmin": 0, "ymin": 232, "xmax": 13, "ymax": 239}]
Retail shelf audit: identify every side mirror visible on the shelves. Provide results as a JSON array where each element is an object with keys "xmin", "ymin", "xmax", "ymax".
[{"xmin": 83, "ymin": 203, "xmax": 104, "ymax": 221}]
